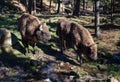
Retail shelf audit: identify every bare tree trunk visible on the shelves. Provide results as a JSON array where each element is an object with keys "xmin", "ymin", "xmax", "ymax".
[
  {"xmin": 82, "ymin": 0, "xmax": 85, "ymax": 15},
  {"xmin": 57, "ymin": 0, "xmax": 61, "ymax": 14},
  {"xmin": 49, "ymin": 0, "xmax": 52, "ymax": 14},
  {"xmin": 95, "ymin": 0, "xmax": 100, "ymax": 37},
  {"xmin": 73, "ymin": 0, "xmax": 80, "ymax": 16},
  {"xmin": 19, "ymin": 0, "xmax": 28, "ymax": 7},
  {"xmin": 33, "ymin": 0, "xmax": 36, "ymax": 14},
  {"xmin": 85, "ymin": 2, "xmax": 88, "ymax": 14},
  {"xmin": 0, "ymin": 0, "xmax": 5, "ymax": 12},
  {"xmin": 40, "ymin": 0, "xmax": 43, "ymax": 7},
  {"xmin": 111, "ymin": 0, "xmax": 114, "ymax": 24},
  {"xmin": 28, "ymin": 0, "xmax": 33, "ymax": 14}
]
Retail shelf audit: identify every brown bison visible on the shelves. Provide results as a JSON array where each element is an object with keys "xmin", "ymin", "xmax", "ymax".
[
  {"xmin": 56, "ymin": 18, "xmax": 97, "ymax": 64},
  {"xmin": 18, "ymin": 13, "xmax": 51, "ymax": 54}
]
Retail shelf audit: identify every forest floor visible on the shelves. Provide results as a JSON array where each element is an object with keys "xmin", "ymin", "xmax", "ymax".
[{"xmin": 0, "ymin": 13, "xmax": 120, "ymax": 82}]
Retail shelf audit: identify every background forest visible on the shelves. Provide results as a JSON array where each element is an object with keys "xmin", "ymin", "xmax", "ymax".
[{"xmin": 0, "ymin": 0, "xmax": 120, "ymax": 82}]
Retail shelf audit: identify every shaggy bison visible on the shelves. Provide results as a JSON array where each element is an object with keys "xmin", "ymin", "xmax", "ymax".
[
  {"xmin": 18, "ymin": 13, "xmax": 51, "ymax": 54},
  {"xmin": 56, "ymin": 18, "xmax": 97, "ymax": 64}
]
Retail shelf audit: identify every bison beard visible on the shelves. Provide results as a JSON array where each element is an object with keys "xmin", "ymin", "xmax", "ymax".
[
  {"xmin": 56, "ymin": 19, "xmax": 97, "ymax": 65},
  {"xmin": 18, "ymin": 13, "xmax": 51, "ymax": 54}
]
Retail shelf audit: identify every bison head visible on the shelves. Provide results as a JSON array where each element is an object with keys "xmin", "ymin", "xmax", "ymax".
[
  {"xmin": 36, "ymin": 22, "xmax": 51, "ymax": 42},
  {"xmin": 88, "ymin": 44, "xmax": 98, "ymax": 61}
]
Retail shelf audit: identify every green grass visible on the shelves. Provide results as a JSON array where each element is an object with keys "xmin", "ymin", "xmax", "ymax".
[{"xmin": 107, "ymin": 65, "xmax": 120, "ymax": 81}]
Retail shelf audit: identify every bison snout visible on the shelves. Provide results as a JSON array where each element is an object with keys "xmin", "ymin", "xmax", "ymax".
[
  {"xmin": 93, "ymin": 57, "xmax": 97, "ymax": 61},
  {"xmin": 46, "ymin": 33, "xmax": 51, "ymax": 41},
  {"xmin": 90, "ymin": 53, "xmax": 98, "ymax": 61},
  {"xmin": 42, "ymin": 33, "xmax": 51, "ymax": 42}
]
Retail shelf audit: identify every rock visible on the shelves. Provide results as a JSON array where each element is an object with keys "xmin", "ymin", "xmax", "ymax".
[
  {"xmin": 0, "ymin": 28, "xmax": 12, "ymax": 47},
  {"xmin": 0, "ymin": 28, "xmax": 18, "ymax": 48},
  {"xmin": 109, "ymin": 77, "xmax": 118, "ymax": 82},
  {"xmin": 96, "ymin": 73, "xmax": 107, "ymax": 79},
  {"xmin": 43, "ymin": 78, "xmax": 52, "ymax": 82}
]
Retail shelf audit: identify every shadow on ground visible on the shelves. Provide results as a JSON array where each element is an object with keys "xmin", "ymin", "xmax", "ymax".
[{"xmin": 37, "ymin": 42, "xmax": 80, "ymax": 66}]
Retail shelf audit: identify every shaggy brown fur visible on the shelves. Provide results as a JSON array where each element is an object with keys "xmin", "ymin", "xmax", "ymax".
[
  {"xmin": 56, "ymin": 18, "xmax": 97, "ymax": 64},
  {"xmin": 18, "ymin": 13, "xmax": 51, "ymax": 54},
  {"xmin": 56, "ymin": 18, "xmax": 72, "ymax": 51}
]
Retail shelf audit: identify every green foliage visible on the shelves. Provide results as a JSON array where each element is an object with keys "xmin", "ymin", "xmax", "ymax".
[{"xmin": 107, "ymin": 65, "xmax": 120, "ymax": 80}]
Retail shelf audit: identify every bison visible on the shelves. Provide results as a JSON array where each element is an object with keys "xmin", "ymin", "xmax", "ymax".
[
  {"xmin": 56, "ymin": 18, "xmax": 97, "ymax": 64},
  {"xmin": 18, "ymin": 13, "xmax": 51, "ymax": 54}
]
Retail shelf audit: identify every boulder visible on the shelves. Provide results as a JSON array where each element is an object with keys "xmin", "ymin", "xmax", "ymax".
[
  {"xmin": 0, "ymin": 28, "xmax": 18, "ymax": 48},
  {"xmin": 0, "ymin": 28, "xmax": 12, "ymax": 47}
]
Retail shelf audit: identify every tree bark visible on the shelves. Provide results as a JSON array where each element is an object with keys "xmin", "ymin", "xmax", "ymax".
[
  {"xmin": 33, "ymin": 0, "xmax": 36, "ymax": 14},
  {"xmin": 0, "ymin": 0, "xmax": 5, "ymax": 12},
  {"xmin": 111, "ymin": 0, "xmax": 114, "ymax": 24},
  {"xmin": 82, "ymin": 0, "xmax": 85, "ymax": 15},
  {"xmin": 94, "ymin": 0, "xmax": 100, "ymax": 37},
  {"xmin": 73, "ymin": 0, "xmax": 80, "ymax": 16},
  {"xmin": 49, "ymin": 0, "xmax": 52, "ymax": 14},
  {"xmin": 28, "ymin": 0, "xmax": 33, "ymax": 14},
  {"xmin": 19, "ymin": 0, "xmax": 28, "ymax": 7},
  {"xmin": 40, "ymin": 0, "xmax": 43, "ymax": 7},
  {"xmin": 57, "ymin": 0, "xmax": 61, "ymax": 14}
]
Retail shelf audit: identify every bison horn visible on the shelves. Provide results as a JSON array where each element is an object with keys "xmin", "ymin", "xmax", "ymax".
[{"xmin": 39, "ymin": 25, "xmax": 43, "ymax": 31}]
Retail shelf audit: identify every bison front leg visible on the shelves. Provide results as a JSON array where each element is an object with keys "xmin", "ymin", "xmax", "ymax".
[
  {"xmin": 74, "ymin": 46, "xmax": 83, "ymax": 66},
  {"xmin": 61, "ymin": 38, "xmax": 67, "ymax": 53},
  {"xmin": 78, "ymin": 54, "xmax": 83, "ymax": 66},
  {"xmin": 76, "ymin": 51, "xmax": 83, "ymax": 66},
  {"xmin": 22, "ymin": 39, "xmax": 29, "ymax": 55},
  {"xmin": 31, "ymin": 43, "xmax": 38, "ymax": 54}
]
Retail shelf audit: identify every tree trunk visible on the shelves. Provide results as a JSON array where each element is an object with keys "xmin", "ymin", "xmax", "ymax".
[
  {"xmin": 73, "ymin": 0, "xmax": 80, "ymax": 16},
  {"xmin": 82, "ymin": 0, "xmax": 85, "ymax": 15},
  {"xmin": 94, "ymin": 0, "xmax": 100, "ymax": 37},
  {"xmin": 40, "ymin": 0, "xmax": 43, "ymax": 7},
  {"xmin": 111, "ymin": 0, "xmax": 114, "ymax": 24},
  {"xmin": 49, "ymin": 0, "xmax": 52, "ymax": 14},
  {"xmin": 0, "ymin": 0, "xmax": 5, "ymax": 12},
  {"xmin": 33, "ymin": 0, "xmax": 36, "ymax": 14},
  {"xmin": 57, "ymin": 0, "xmax": 61, "ymax": 14},
  {"xmin": 19, "ymin": 0, "xmax": 28, "ymax": 7},
  {"xmin": 28, "ymin": 0, "xmax": 33, "ymax": 14}
]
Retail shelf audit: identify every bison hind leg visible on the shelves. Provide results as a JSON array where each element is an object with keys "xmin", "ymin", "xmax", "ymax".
[{"xmin": 75, "ymin": 50, "xmax": 83, "ymax": 66}]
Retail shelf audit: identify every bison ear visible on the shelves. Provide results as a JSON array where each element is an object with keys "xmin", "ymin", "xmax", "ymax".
[{"xmin": 39, "ymin": 25, "xmax": 43, "ymax": 31}]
